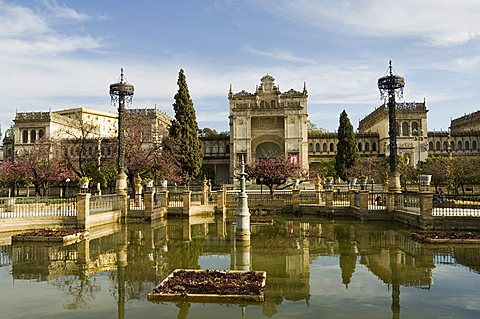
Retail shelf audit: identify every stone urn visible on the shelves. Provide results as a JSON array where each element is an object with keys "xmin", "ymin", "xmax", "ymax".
[{"xmin": 419, "ymin": 174, "xmax": 432, "ymax": 186}]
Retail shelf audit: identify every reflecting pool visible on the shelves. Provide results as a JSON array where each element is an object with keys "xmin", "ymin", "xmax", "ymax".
[{"xmin": 0, "ymin": 215, "xmax": 479, "ymax": 319}]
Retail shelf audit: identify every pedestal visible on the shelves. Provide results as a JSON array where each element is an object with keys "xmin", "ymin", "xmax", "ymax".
[
  {"xmin": 388, "ymin": 172, "xmax": 401, "ymax": 193},
  {"xmin": 116, "ymin": 171, "xmax": 128, "ymax": 195}
]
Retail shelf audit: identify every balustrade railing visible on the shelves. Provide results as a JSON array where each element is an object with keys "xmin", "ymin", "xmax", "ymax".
[
  {"xmin": 130, "ymin": 194, "xmax": 144, "ymax": 210},
  {"xmin": 168, "ymin": 192, "xmax": 183, "ymax": 208},
  {"xmin": 299, "ymin": 190, "xmax": 323, "ymax": 205},
  {"xmin": 190, "ymin": 191, "xmax": 203, "ymax": 205},
  {"xmin": 333, "ymin": 191, "xmax": 350, "ymax": 207},
  {"xmin": 432, "ymin": 194, "xmax": 480, "ymax": 217},
  {"xmin": 89, "ymin": 194, "xmax": 118, "ymax": 214},
  {"xmin": 395, "ymin": 193, "xmax": 420, "ymax": 213},
  {"xmin": 0, "ymin": 196, "xmax": 76, "ymax": 218}
]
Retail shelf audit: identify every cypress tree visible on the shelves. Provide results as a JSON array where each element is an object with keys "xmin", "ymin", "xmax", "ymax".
[
  {"xmin": 334, "ymin": 110, "xmax": 358, "ymax": 181},
  {"xmin": 169, "ymin": 69, "xmax": 203, "ymax": 183}
]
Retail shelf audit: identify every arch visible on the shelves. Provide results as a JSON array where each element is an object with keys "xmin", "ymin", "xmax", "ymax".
[
  {"xmin": 315, "ymin": 143, "xmax": 320, "ymax": 152},
  {"xmin": 212, "ymin": 145, "xmax": 218, "ymax": 153},
  {"xmin": 412, "ymin": 121, "xmax": 419, "ymax": 134},
  {"xmin": 458, "ymin": 141, "xmax": 463, "ymax": 150},
  {"xmin": 365, "ymin": 142, "xmax": 370, "ymax": 152},
  {"xmin": 402, "ymin": 122, "xmax": 409, "ymax": 136},
  {"xmin": 270, "ymin": 100, "xmax": 276, "ymax": 108},
  {"xmin": 443, "ymin": 141, "xmax": 448, "ymax": 151},
  {"xmin": 322, "ymin": 143, "xmax": 327, "ymax": 152},
  {"xmin": 450, "ymin": 141, "xmax": 455, "ymax": 151},
  {"xmin": 38, "ymin": 129, "xmax": 44, "ymax": 139},
  {"xmin": 205, "ymin": 146, "xmax": 210, "ymax": 153},
  {"xmin": 260, "ymin": 101, "xmax": 266, "ymax": 108},
  {"xmin": 465, "ymin": 141, "xmax": 470, "ymax": 150},
  {"xmin": 372, "ymin": 142, "xmax": 377, "ymax": 152},
  {"xmin": 22, "ymin": 130, "xmax": 28, "ymax": 143},
  {"xmin": 473, "ymin": 141, "xmax": 477, "ymax": 150},
  {"xmin": 428, "ymin": 141, "xmax": 433, "ymax": 151},
  {"xmin": 30, "ymin": 130, "xmax": 36, "ymax": 143},
  {"xmin": 435, "ymin": 141, "xmax": 440, "ymax": 151},
  {"xmin": 256, "ymin": 141, "xmax": 282, "ymax": 159},
  {"xmin": 308, "ymin": 143, "xmax": 313, "ymax": 152},
  {"xmin": 329, "ymin": 143, "xmax": 334, "ymax": 152},
  {"xmin": 358, "ymin": 142, "xmax": 363, "ymax": 152}
]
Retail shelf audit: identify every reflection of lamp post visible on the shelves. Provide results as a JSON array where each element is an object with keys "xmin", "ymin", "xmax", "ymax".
[
  {"xmin": 110, "ymin": 68, "xmax": 134, "ymax": 195},
  {"xmin": 378, "ymin": 61, "xmax": 405, "ymax": 193}
]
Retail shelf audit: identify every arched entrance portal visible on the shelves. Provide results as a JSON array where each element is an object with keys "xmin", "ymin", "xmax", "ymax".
[{"xmin": 255, "ymin": 142, "xmax": 282, "ymax": 159}]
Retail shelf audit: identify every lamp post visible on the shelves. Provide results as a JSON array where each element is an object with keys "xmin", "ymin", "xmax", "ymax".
[
  {"xmin": 413, "ymin": 129, "xmax": 424, "ymax": 190},
  {"xmin": 378, "ymin": 61, "xmax": 405, "ymax": 193},
  {"xmin": 110, "ymin": 68, "xmax": 134, "ymax": 195}
]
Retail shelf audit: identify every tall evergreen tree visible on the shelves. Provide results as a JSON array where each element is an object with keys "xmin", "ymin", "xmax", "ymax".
[
  {"xmin": 169, "ymin": 69, "xmax": 203, "ymax": 183},
  {"xmin": 335, "ymin": 110, "xmax": 358, "ymax": 181}
]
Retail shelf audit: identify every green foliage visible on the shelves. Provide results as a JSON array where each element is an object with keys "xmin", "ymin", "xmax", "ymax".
[
  {"xmin": 169, "ymin": 69, "xmax": 203, "ymax": 184},
  {"xmin": 309, "ymin": 160, "xmax": 337, "ymax": 180},
  {"xmin": 334, "ymin": 110, "xmax": 358, "ymax": 181},
  {"xmin": 307, "ymin": 120, "xmax": 326, "ymax": 134}
]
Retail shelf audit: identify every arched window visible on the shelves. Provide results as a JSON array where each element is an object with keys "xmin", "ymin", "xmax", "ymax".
[
  {"xmin": 212, "ymin": 146, "xmax": 218, "ymax": 153},
  {"xmin": 443, "ymin": 141, "xmax": 448, "ymax": 151},
  {"xmin": 473, "ymin": 141, "xmax": 477, "ymax": 150},
  {"xmin": 270, "ymin": 100, "xmax": 276, "ymax": 108},
  {"xmin": 315, "ymin": 143, "xmax": 320, "ymax": 152},
  {"xmin": 465, "ymin": 141, "xmax": 470, "ymax": 150},
  {"xmin": 365, "ymin": 142, "xmax": 370, "ymax": 151},
  {"xmin": 308, "ymin": 143, "xmax": 313, "ymax": 152},
  {"xmin": 30, "ymin": 130, "xmax": 36, "ymax": 143},
  {"xmin": 412, "ymin": 122, "xmax": 418, "ymax": 134},
  {"xmin": 225, "ymin": 145, "xmax": 230, "ymax": 153},
  {"xmin": 458, "ymin": 141, "xmax": 463, "ymax": 150},
  {"xmin": 260, "ymin": 101, "xmax": 266, "ymax": 108},
  {"xmin": 402, "ymin": 122, "xmax": 409, "ymax": 136},
  {"xmin": 372, "ymin": 142, "xmax": 377, "ymax": 152},
  {"xmin": 428, "ymin": 141, "xmax": 433, "ymax": 151},
  {"xmin": 358, "ymin": 142, "xmax": 363, "ymax": 151},
  {"xmin": 450, "ymin": 141, "xmax": 455, "ymax": 151},
  {"xmin": 22, "ymin": 130, "xmax": 28, "ymax": 143},
  {"xmin": 329, "ymin": 143, "xmax": 334, "ymax": 152},
  {"xmin": 322, "ymin": 143, "xmax": 327, "ymax": 152},
  {"xmin": 205, "ymin": 146, "xmax": 210, "ymax": 153},
  {"xmin": 38, "ymin": 129, "xmax": 44, "ymax": 139},
  {"xmin": 435, "ymin": 141, "xmax": 440, "ymax": 151}
]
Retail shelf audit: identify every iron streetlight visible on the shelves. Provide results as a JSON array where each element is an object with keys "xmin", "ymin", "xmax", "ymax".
[
  {"xmin": 378, "ymin": 61, "xmax": 405, "ymax": 193},
  {"xmin": 110, "ymin": 68, "xmax": 134, "ymax": 195}
]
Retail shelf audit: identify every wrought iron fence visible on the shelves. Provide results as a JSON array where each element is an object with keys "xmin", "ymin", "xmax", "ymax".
[
  {"xmin": 129, "ymin": 194, "xmax": 144, "ymax": 210},
  {"xmin": 0, "ymin": 196, "xmax": 76, "ymax": 218},
  {"xmin": 89, "ymin": 194, "xmax": 118, "ymax": 214},
  {"xmin": 333, "ymin": 191, "xmax": 350, "ymax": 207},
  {"xmin": 432, "ymin": 194, "xmax": 480, "ymax": 217},
  {"xmin": 168, "ymin": 191, "xmax": 184, "ymax": 208},
  {"xmin": 369, "ymin": 192, "xmax": 388, "ymax": 210}
]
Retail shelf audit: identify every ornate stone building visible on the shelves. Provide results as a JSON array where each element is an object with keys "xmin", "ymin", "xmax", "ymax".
[{"xmin": 228, "ymin": 75, "xmax": 309, "ymax": 180}]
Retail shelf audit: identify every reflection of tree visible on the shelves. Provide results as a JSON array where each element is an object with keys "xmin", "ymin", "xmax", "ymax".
[
  {"xmin": 335, "ymin": 225, "xmax": 357, "ymax": 288},
  {"xmin": 51, "ymin": 274, "xmax": 101, "ymax": 310}
]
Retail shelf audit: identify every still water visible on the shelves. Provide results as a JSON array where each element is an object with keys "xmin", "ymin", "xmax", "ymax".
[{"xmin": 0, "ymin": 215, "xmax": 479, "ymax": 319}]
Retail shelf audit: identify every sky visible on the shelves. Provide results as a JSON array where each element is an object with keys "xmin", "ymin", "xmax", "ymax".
[{"xmin": 1, "ymin": 0, "xmax": 480, "ymax": 137}]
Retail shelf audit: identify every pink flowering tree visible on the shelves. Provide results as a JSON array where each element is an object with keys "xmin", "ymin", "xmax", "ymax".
[
  {"xmin": 16, "ymin": 138, "xmax": 72, "ymax": 196},
  {"xmin": 0, "ymin": 160, "xmax": 28, "ymax": 196},
  {"xmin": 245, "ymin": 156, "xmax": 300, "ymax": 196}
]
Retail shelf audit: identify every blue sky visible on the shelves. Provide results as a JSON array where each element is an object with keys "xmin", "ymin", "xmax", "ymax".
[{"xmin": 1, "ymin": 0, "xmax": 480, "ymax": 136}]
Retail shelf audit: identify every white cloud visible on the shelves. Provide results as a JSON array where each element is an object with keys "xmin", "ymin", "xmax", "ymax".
[
  {"xmin": 253, "ymin": 0, "xmax": 480, "ymax": 46},
  {"xmin": 242, "ymin": 45, "xmax": 315, "ymax": 63},
  {"xmin": 0, "ymin": 1, "xmax": 50, "ymax": 37},
  {"xmin": 42, "ymin": 0, "xmax": 88, "ymax": 21}
]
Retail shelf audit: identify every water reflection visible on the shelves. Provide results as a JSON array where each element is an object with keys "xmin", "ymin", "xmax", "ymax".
[{"xmin": 1, "ymin": 216, "xmax": 480, "ymax": 318}]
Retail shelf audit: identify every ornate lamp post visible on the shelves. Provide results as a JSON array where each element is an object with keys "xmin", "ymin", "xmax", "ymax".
[
  {"xmin": 110, "ymin": 68, "xmax": 134, "ymax": 195},
  {"xmin": 378, "ymin": 61, "xmax": 405, "ymax": 193}
]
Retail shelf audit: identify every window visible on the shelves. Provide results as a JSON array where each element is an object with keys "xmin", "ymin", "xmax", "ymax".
[
  {"xmin": 22, "ymin": 130, "xmax": 28, "ymax": 143},
  {"xmin": 458, "ymin": 141, "xmax": 463, "ymax": 150},
  {"xmin": 372, "ymin": 142, "xmax": 377, "ymax": 152},
  {"xmin": 358, "ymin": 142, "xmax": 363, "ymax": 151},
  {"xmin": 270, "ymin": 100, "xmax": 276, "ymax": 108},
  {"xmin": 443, "ymin": 141, "xmax": 448, "ymax": 151},
  {"xmin": 465, "ymin": 141, "xmax": 470, "ymax": 150},
  {"xmin": 308, "ymin": 143, "xmax": 313, "ymax": 152},
  {"xmin": 428, "ymin": 142, "xmax": 433, "ymax": 151},
  {"xmin": 450, "ymin": 141, "xmax": 455, "ymax": 151},
  {"xmin": 412, "ymin": 122, "xmax": 418, "ymax": 134},
  {"xmin": 38, "ymin": 129, "xmax": 44, "ymax": 139},
  {"xmin": 30, "ymin": 130, "xmax": 36, "ymax": 143},
  {"xmin": 435, "ymin": 141, "xmax": 440, "ymax": 151},
  {"xmin": 225, "ymin": 145, "xmax": 230, "ymax": 153},
  {"xmin": 315, "ymin": 143, "xmax": 320, "ymax": 152},
  {"xmin": 205, "ymin": 146, "xmax": 210, "ymax": 154},
  {"xmin": 365, "ymin": 142, "xmax": 370, "ymax": 152},
  {"xmin": 329, "ymin": 143, "xmax": 334, "ymax": 152},
  {"xmin": 322, "ymin": 143, "xmax": 327, "ymax": 152},
  {"xmin": 402, "ymin": 122, "xmax": 409, "ymax": 136}
]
